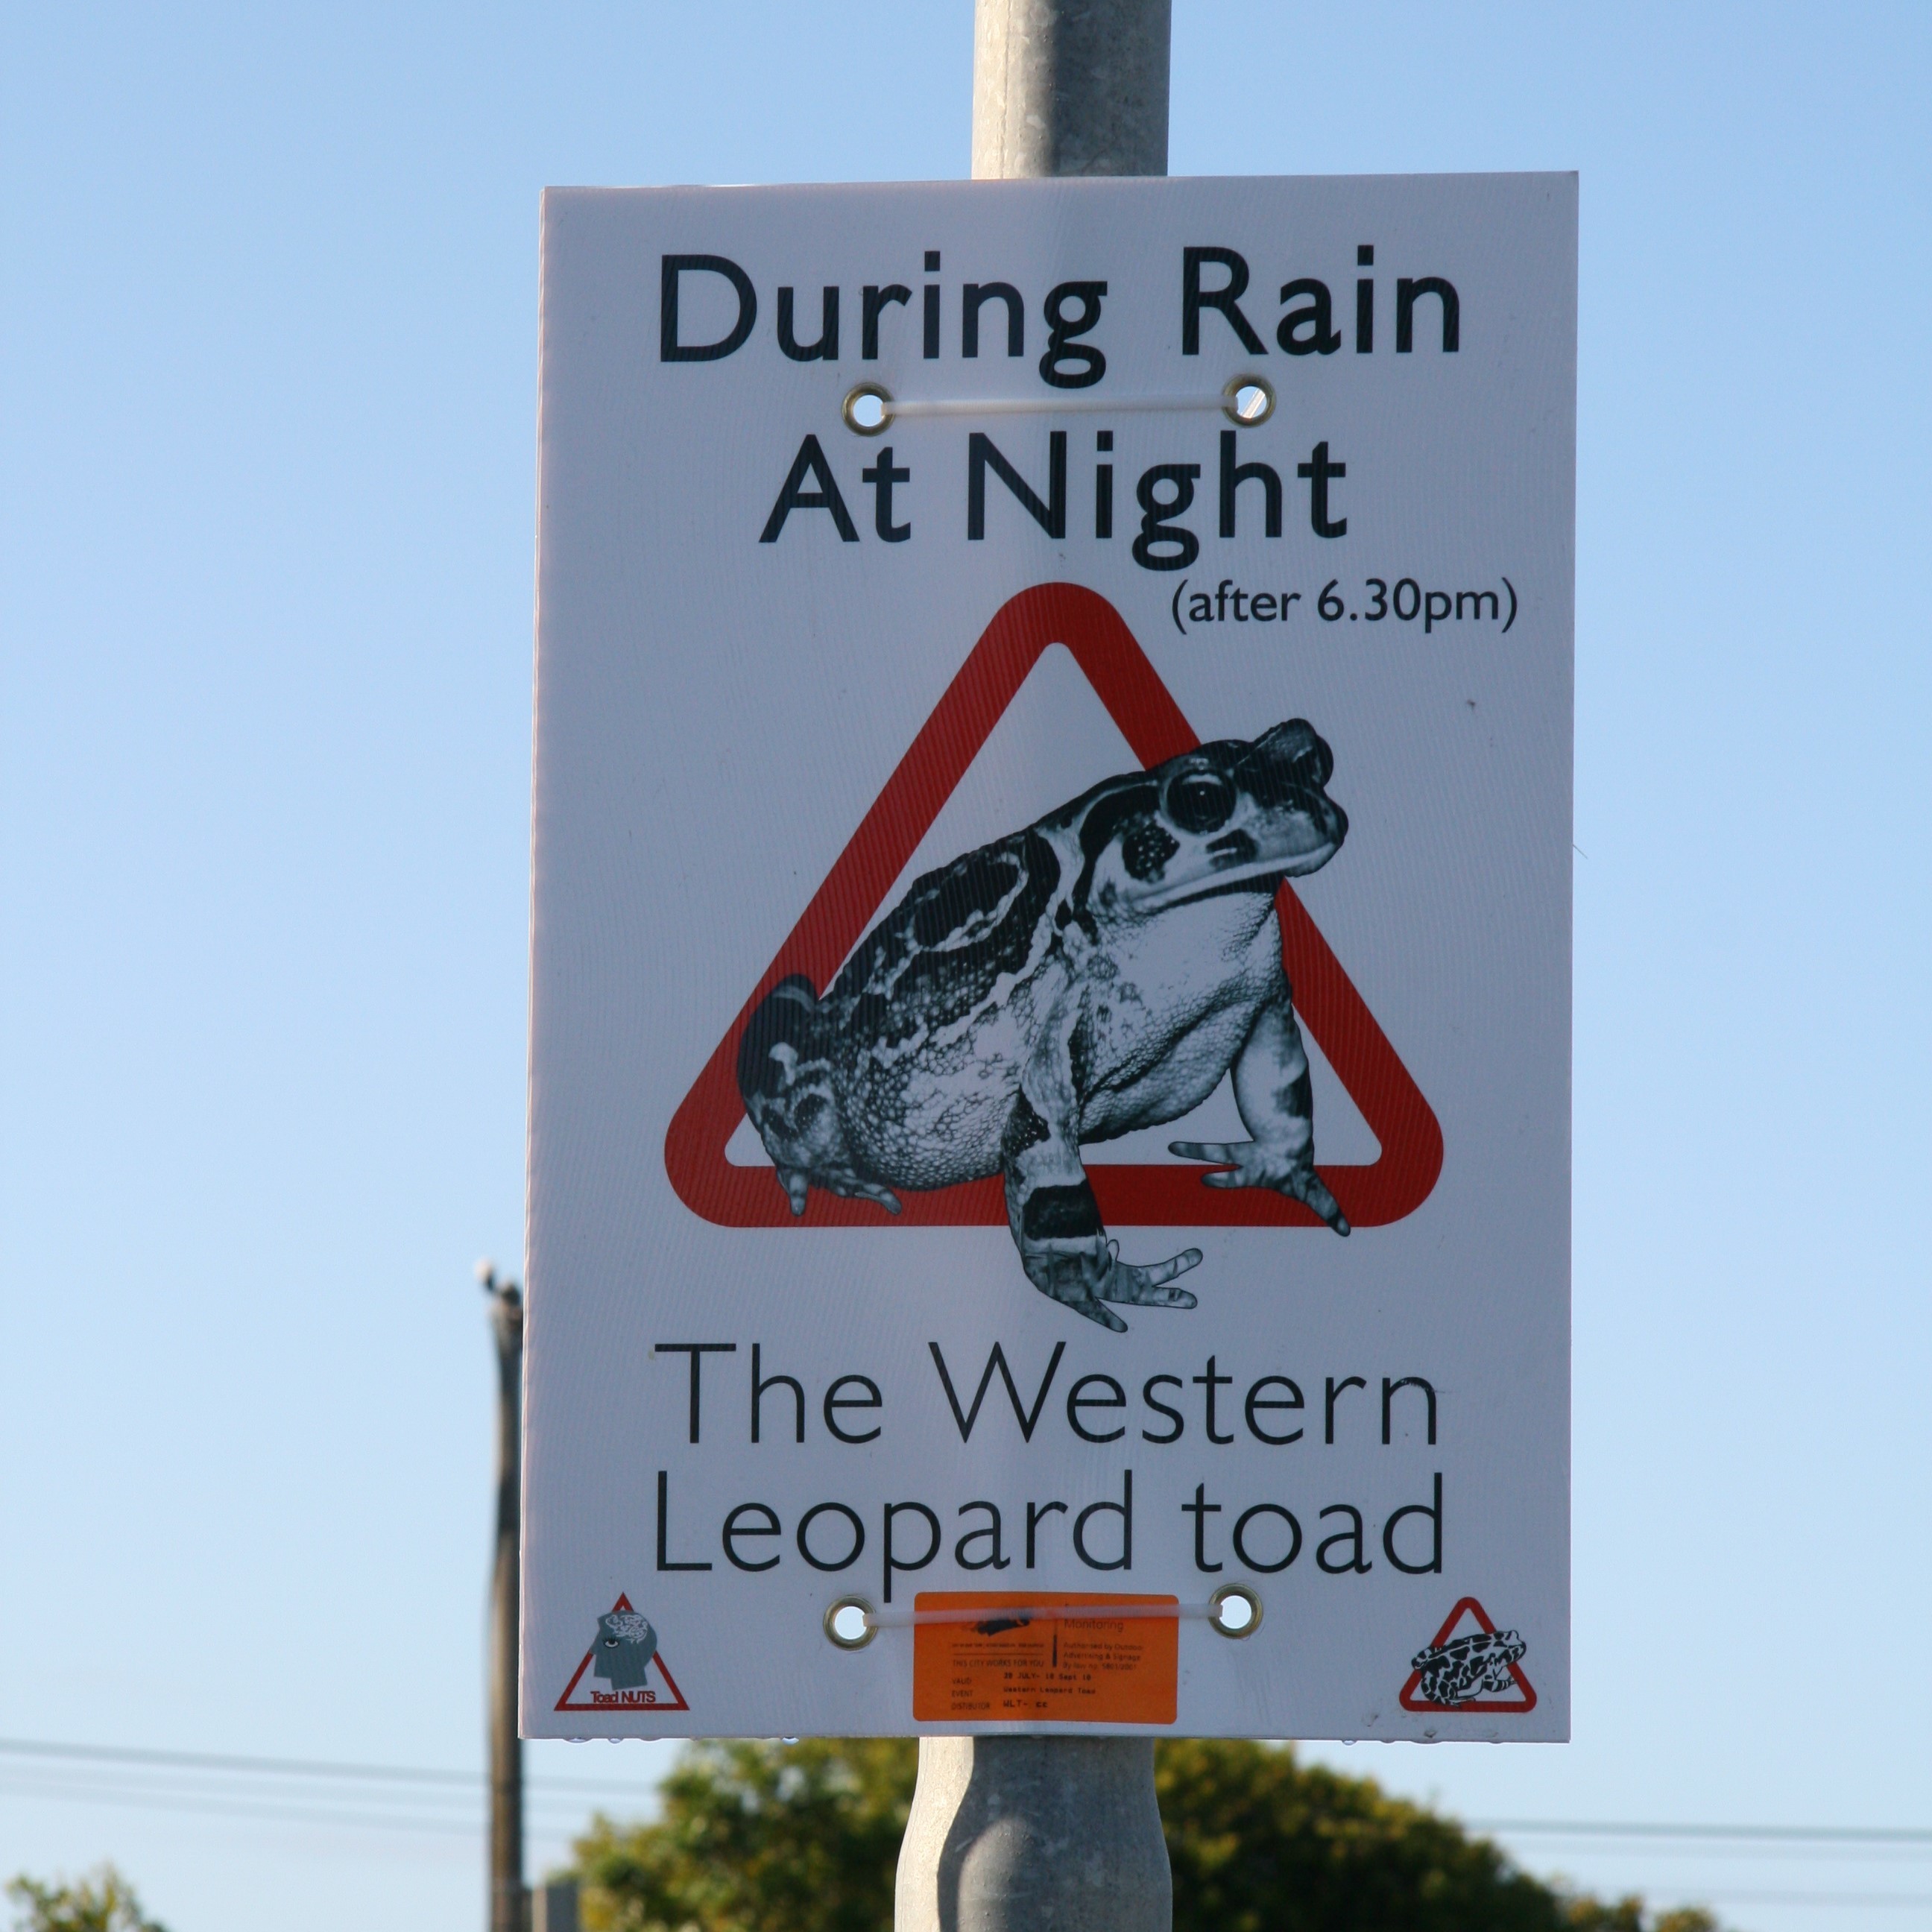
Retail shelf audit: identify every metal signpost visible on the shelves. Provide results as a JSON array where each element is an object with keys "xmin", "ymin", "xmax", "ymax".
[
  {"xmin": 520, "ymin": 7, "xmax": 1575, "ymax": 1927},
  {"xmin": 910, "ymin": 9, "xmax": 1177, "ymax": 1925},
  {"xmin": 479, "ymin": 1262, "xmax": 526, "ymax": 1932}
]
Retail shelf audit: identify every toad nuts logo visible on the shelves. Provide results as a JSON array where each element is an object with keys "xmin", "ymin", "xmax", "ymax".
[
  {"xmin": 1399, "ymin": 1597, "xmax": 1536, "ymax": 1713},
  {"xmin": 555, "ymin": 1594, "xmax": 690, "ymax": 1713}
]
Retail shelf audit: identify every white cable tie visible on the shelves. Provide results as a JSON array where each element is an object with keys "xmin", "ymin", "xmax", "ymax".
[
  {"xmin": 842, "ymin": 376, "xmax": 1274, "ymax": 436},
  {"xmin": 888, "ymin": 394, "xmax": 1230, "ymax": 420},
  {"xmin": 863, "ymin": 1602, "xmax": 1209, "ymax": 1631}
]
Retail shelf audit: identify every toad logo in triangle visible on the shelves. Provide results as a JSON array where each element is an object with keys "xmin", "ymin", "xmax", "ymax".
[
  {"xmin": 555, "ymin": 1594, "xmax": 690, "ymax": 1713},
  {"xmin": 665, "ymin": 582, "xmax": 1442, "ymax": 1332},
  {"xmin": 1399, "ymin": 1597, "xmax": 1538, "ymax": 1713}
]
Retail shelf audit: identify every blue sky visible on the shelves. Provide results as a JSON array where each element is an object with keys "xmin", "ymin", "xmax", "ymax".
[{"xmin": 2, "ymin": 4, "xmax": 1927, "ymax": 1930}]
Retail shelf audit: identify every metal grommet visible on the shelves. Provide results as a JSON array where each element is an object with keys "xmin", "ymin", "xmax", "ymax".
[
  {"xmin": 842, "ymin": 384, "xmax": 894, "ymax": 435},
  {"xmin": 1222, "ymin": 374, "xmax": 1275, "ymax": 426},
  {"xmin": 824, "ymin": 1597, "xmax": 876, "ymax": 1649},
  {"xmin": 1207, "ymin": 1583, "xmax": 1263, "ymax": 1638}
]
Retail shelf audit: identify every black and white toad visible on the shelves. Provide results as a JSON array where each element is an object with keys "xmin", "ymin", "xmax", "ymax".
[
  {"xmin": 1409, "ymin": 1629, "xmax": 1528, "ymax": 1706},
  {"xmin": 736, "ymin": 721, "xmax": 1351, "ymax": 1331}
]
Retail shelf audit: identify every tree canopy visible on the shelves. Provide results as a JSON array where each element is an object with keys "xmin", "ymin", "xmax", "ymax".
[
  {"xmin": 5, "ymin": 1867, "xmax": 166, "ymax": 1932},
  {"xmin": 570, "ymin": 1737, "xmax": 1721, "ymax": 1932}
]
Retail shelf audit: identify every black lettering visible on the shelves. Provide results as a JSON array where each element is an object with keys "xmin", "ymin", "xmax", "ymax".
[
  {"xmin": 1182, "ymin": 247, "xmax": 1264, "ymax": 355},
  {"xmin": 722, "ymin": 1502, "xmax": 782, "ymax": 1571},
  {"xmin": 751, "ymin": 1343, "xmax": 804, "ymax": 1445},
  {"xmin": 1134, "ymin": 464, "xmax": 1201, "ymax": 571},
  {"xmin": 660, "ymin": 254, "xmax": 756, "ymax": 362},
  {"xmin": 1383, "ymin": 1473, "xmax": 1443, "ymax": 1574},
  {"xmin": 796, "ymin": 1500, "xmax": 864, "ymax": 1572},
  {"xmin": 861, "ymin": 283, "xmax": 911, "ymax": 359},
  {"xmin": 1325, "ymin": 1374, "xmax": 1367, "ymax": 1444},
  {"xmin": 1276, "ymin": 278, "xmax": 1340, "ymax": 356},
  {"xmin": 1295, "ymin": 441, "xmax": 1348, "ymax": 540},
  {"xmin": 776, "ymin": 285, "xmax": 839, "ymax": 362},
  {"xmin": 1073, "ymin": 1468, "xmax": 1132, "ymax": 1570},
  {"xmin": 929, "ymin": 1339, "xmax": 1067, "ymax": 1442},
  {"xmin": 1040, "ymin": 281, "xmax": 1108, "ymax": 388},
  {"xmin": 1381, "ymin": 1375, "xmax": 1437, "ymax": 1446},
  {"xmin": 1182, "ymin": 1482, "xmax": 1223, "ymax": 1572},
  {"xmin": 824, "ymin": 1374, "xmax": 883, "ymax": 1444},
  {"xmin": 654, "ymin": 1341, "xmax": 736, "ymax": 1443},
  {"xmin": 1233, "ymin": 1503, "xmax": 1302, "ymax": 1573},
  {"xmin": 1067, "ymin": 1374, "xmax": 1127, "ymax": 1443},
  {"xmin": 962, "ymin": 282, "xmax": 1024, "ymax": 358},
  {"xmin": 860, "ymin": 446, "xmax": 911, "ymax": 543},
  {"xmin": 1245, "ymin": 1375, "xmax": 1305, "ymax": 1445},
  {"xmin": 1316, "ymin": 1503, "xmax": 1371, "ymax": 1573},
  {"xmin": 1456, "ymin": 589, "xmax": 1499, "ymax": 621},
  {"xmin": 1355, "ymin": 245, "xmax": 1374, "ymax": 353},
  {"xmin": 1026, "ymin": 1498, "xmax": 1067, "ymax": 1567},
  {"xmin": 883, "ymin": 1500, "xmax": 941, "ymax": 1603},
  {"xmin": 1395, "ymin": 277, "xmax": 1459, "ymax": 353},
  {"xmin": 1218, "ymin": 432, "xmax": 1281, "ymax": 539},
  {"xmin": 655, "ymin": 1468, "xmax": 710, "ymax": 1571},
  {"xmin": 967, "ymin": 432, "xmax": 1067, "ymax": 540},
  {"xmin": 1142, "ymin": 1374, "xmax": 1184, "ymax": 1444},
  {"xmin": 955, "ymin": 1500, "xmax": 1009, "ymax": 1570},
  {"xmin": 1193, "ymin": 1355, "xmax": 1234, "ymax": 1444},
  {"xmin": 759, "ymin": 435, "xmax": 859, "ymax": 543}
]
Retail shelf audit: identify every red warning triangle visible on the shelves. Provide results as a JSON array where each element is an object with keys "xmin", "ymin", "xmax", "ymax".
[
  {"xmin": 665, "ymin": 582, "xmax": 1441, "ymax": 1231},
  {"xmin": 1398, "ymin": 1596, "xmax": 1538, "ymax": 1713},
  {"xmin": 554, "ymin": 1594, "xmax": 691, "ymax": 1714}
]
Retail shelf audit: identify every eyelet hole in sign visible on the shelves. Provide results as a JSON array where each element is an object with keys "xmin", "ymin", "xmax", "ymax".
[
  {"xmin": 1223, "ymin": 375, "xmax": 1275, "ymax": 425},
  {"xmin": 1207, "ymin": 1582, "xmax": 1262, "ymax": 1638},
  {"xmin": 824, "ymin": 1597, "xmax": 876, "ymax": 1648},
  {"xmin": 842, "ymin": 384, "xmax": 893, "ymax": 435}
]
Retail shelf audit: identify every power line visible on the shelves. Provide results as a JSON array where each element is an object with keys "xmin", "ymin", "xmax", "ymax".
[
  {"xmin": 1651, "ymin": 1892, "xmax": 1932, "ymax": 1911},
  {"xmin": 7, "ymin": 1737, "xmax": 1932, "ymax": 1859},
  {"xmin": 1475, "ymin": 1818, "xmax": 1932, "ymax": 1848},
  {"xmin": 0, "ymin": 1736, "xmax": 661, "ymax": 1801}
]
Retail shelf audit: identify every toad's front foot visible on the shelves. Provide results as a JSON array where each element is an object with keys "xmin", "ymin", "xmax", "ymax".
[
  {"xmin": 1022, "ymin": 1237, "xmax": 1202, "ymax": 1332},
  {"xmin": 1168, "ymin": 1140, "xmax": 1351, "ymax": 1234}
]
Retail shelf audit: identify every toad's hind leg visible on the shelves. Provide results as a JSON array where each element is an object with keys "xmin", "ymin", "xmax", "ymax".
[
  {"xmin": 1001, "ymin": 1033, "xmax": 1200, "ymax": 1333},
  {"xmin": 736, "ymin": 976, "xmax": 900, "ymax": 1216}
]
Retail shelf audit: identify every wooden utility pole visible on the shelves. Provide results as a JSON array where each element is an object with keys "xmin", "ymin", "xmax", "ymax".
[
  {"xmin": 480, "ymin": 1261, "xmax": 526, "ymax": 1932},
  {"xmin": 894, "ymin": 7, "xmax": 1176, "ymax": 1928}
]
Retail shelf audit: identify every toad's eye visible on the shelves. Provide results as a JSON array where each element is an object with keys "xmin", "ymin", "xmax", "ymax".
[{"xmin": 1167, "ymin": 771, "xmax": 1235, "ymax": 834}]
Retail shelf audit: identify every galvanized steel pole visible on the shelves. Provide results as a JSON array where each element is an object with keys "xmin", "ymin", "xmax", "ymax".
[
  {"xmin": 971, "ymin": 0, "xmax": 1171, "ymax": 180},
  {"xmin": 895, "ymin": 8, "xmax": 1175, "ymax": 1928},
  {"xmin": 482, "ymin": 1263, "xmax": 527, "ymax": 1932}
]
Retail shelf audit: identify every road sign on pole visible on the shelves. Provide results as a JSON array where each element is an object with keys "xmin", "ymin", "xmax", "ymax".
[{"xmin": 523, "ymin": 169, "xmax": 1576, "ymax": 1747}]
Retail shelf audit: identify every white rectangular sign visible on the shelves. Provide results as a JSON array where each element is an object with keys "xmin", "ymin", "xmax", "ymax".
[{"xmin": 525, "ymin": 173, "xmax": 1575, "ymax": 1740}]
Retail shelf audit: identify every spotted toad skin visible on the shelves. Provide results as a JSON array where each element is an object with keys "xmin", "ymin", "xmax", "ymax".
[{"xmin": 737, "ymin": 720, "xmax": 1351, "ymax": 1330}]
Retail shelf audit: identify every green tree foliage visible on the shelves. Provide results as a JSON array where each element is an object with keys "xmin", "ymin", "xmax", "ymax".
[
  {"xmin": 1155, "ymin": 1740, "xmax": 1717, "ymax": 1932},
  {"xmin": 5, "ymin": 1867, "xmax": 166, "ymax": 1932},
  {"xmin": 572, "ymin": 1737, "xmax": 1720, "ymax": 1932},
  {"xmin": 576, "ymin": 1738, "xmax": 915, "ymax": 1932}
]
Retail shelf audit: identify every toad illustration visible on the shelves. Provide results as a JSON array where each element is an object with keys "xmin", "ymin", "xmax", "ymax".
[
  {"xmin": 736, "ymin": 721, "xmax": 1351, "ymax": 1330},
  {"xmin": 1409, "ymin": 1628, "xmax": 1528, "ymax": 1705}
]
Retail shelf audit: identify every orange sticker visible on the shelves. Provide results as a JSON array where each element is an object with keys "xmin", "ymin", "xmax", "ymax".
[{"xmin": 911, "ymin": 1592, "xmax": 1178, "ymax": 1725}]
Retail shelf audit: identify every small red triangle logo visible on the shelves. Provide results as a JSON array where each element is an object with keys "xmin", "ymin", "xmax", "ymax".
[
  {"xmin": 665, "ymin": 582, "xmax": 1441, "ymax": 1231},
  {"xmin": 1398, "ymin": 1596, "xmax": 1538, "ymax": 1713},
  {"xmin": 554, "ymin": 1594, "xmax": 691, "ymax": 1714}
]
